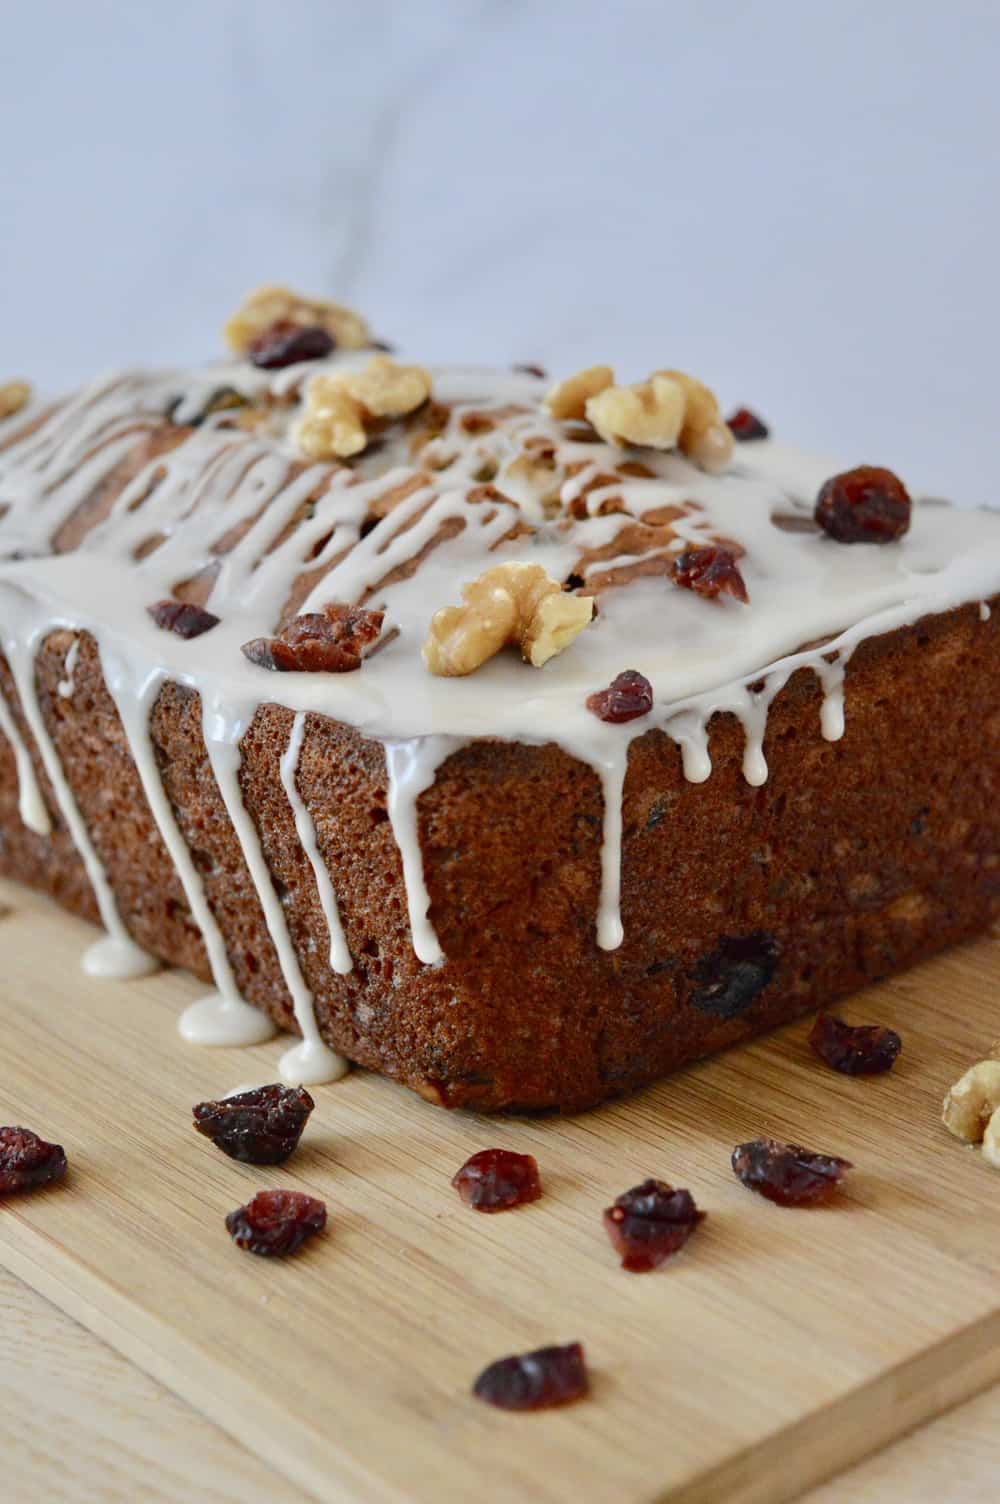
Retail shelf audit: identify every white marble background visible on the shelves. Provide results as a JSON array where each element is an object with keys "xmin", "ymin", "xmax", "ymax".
[{"xmin": 3, "ymin": 0, "xmax": 999, "ymax": 501}]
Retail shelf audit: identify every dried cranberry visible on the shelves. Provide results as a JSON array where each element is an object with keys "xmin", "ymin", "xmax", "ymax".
[
  {"xmin": 0, "ymin": 1126, "xmax": 67, "ymax": 1193},
  {"xmin": 513, "ymin": 363, "xmax": 547, "ymax": 379},
  {"xmin": 809, "ymin": 1013, "xmax": 902, "ymax": 1076},
  {"xmin": 814, "ymin": 466, "xmax": 911, "ymax": 543},
  {"xmin": 473, "ymin": 1342, "xmax": 588, "ymax": 1411},
  {"xmin": 148, "ymin": 599, "xmax": 221, "ymax": 640},
  {"xmin": 586, "ymin": 669, "xmax": 654, "ymax": 723},
  {"xmin": 603, "ymin": 1179, "xmax": 705, "ymax": 1271},
  {"xmin": 671, "ymin": 546, "xmax": 749, "ymax": 603},
  {"xmin": 242, "ymin": 602, "xmax": 383, "ymax": 673},
  {"xmin": 452, "ymin": 1148, "xmax": 542, "ymax": 1212},
  {"xmin": 727, "ymin": 407, "xmax": 769, "ymax": 441},
  {"xmin": 225, "ymin": 1189, "xmax": 326, "ymax": 1256},
  {"xmin": 731, "ymin": 1137, "xmax": 852, "ymax": 1206},
  {"xmin": 689, "ymin": 932, "xmax": 780, "ymax": 1018},
  {"xmin": 247, "ymin": 320, "xmax": 334, "ymax": 369},
  {"xmin": 193, "ymin": 1084, "xmax": 314, "ymax": 1165}
]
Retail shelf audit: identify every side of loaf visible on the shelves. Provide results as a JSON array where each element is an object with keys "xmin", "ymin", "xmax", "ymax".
[{"xmin": 1, "ymin": 595, "xmax": 995, "ymax": 1112}]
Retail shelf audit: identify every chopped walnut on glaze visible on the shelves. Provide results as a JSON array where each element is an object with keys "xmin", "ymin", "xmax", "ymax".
[
  {"xmin": 294, "ymin": 355, "xmax": 432, "ymax": 461},
  {"xmin": 223, "ymin": 284, "xmax": 370, "ymax": 355},
  {"xmin": 544, "ymin": 365, "xmax": 614, "ymax": 420},
  {"xmin": 423, "ymin": 562, "xmax": 594, "ymax": 676},
  {"xmin": 242, "ymin": 602, "xmax": 383, "ymax": 673},
  {"xmin": 547, "ymin": 364, "xmax": 733, "ymax": 472},
  {"xmin": 942, "ymin": 1058, "xmax": 1000, "ymax": 1168},
  {"xmin": 0, "ymin": 381, "xmax": 31, "ymax": 420}
]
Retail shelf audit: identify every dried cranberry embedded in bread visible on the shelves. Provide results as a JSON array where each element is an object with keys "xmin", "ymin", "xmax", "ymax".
[
  {"xmin": 247, "ymin": 320, "xmax": 335, "ymax": 369},
  {"xmin": 225, "ymin": 1189, "xmax": 326, "ymax": 1256},
  {"xmin": 671, "ymin": 546, "xmax": 749, "ymax": 603},
  {"xmin": 241, "ymin": 602, "xmax": 383, "ymax": 673},
  {"xmin": 586, "ymin": 669, "xmax": 654, "ymax": 723},
  {"xmin": 513, "ymin": 363, "xmax": 548, "ymax": 379},
  {"xmin": 727, "ymin": 407, "xmax": 769, "ymax": 441},
  {"xmin": 193, "ymin": 1084, "xmax": 314, "ymax": 1164},
  {"xmin": 452, "ymin": 1148, "xmax": 542, "ymax": 1212},
  {"xmin": 473, "ymin": 1342, "xmax": 588, "ymax": 1410},
  {"xmin": 689, "ymin": 932, "xmax": 780, "ymax": 1018},
  {"xmin": 731, "ymin": 1137, "xmax": 852, "ymax": 1205},
  {"xmin": 814, "ymin": 466, "xmax": 911, "ymax": 543},
  {"xmin": 603, "ymin": 1179, "xmax": 705, "ymax": 1271},
  {"xmin": 809, "ymin": 1013, "xmax": 902, "ymax": 1075},
  {"xmin": 0, "ymin": 1126, "xmax": 67, "ymax": 1193},
  {"xmin": 148, "ymin": 599, "xmax": 221, "ymax": 639}
]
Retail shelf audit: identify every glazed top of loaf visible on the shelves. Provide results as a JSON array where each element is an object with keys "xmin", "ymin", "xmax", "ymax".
[{"xmin": 0, "ymin": 345, "xmax": 997, "ymax": 766}]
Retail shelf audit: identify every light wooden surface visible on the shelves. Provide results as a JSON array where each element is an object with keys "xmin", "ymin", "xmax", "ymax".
[
  {"xmin": 4, "ymin": 1264, "xmax": 997, "ymax": 1504},
  {"xmin": 1, "ymin": 880, "xmax": 998, "ymax": 1503}
]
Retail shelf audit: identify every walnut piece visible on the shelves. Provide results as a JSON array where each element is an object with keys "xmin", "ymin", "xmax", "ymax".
[
  {"xmin": 547, "ymin": 362, "xmax": 733, "ymax": 472},
  {"xmin": 544, "ymin": 366, "xmax": 613, "ymax": 421},
  {"xmin": 0, "ymin": 381, "xmax": 31, "ymax": 420},
  {"xmin": 340, "ymin": 354, "xmax": 431, "ymax": 418},
  {"xmin": 423, "ymin": 562, "xmax": 594, "ymax": 676},
  {"xmin": 942, "ymin": 1059, "xmax": 1000, "ymax": 1167},
  {"xmin": 294, "ymin": 377, "xmax": 367, "ymax": 460},
  {"xmin": 224, "ymin": 285, "xmax": 369, "ymax": 355},
  {"xmin": 586, "ymin": 374, "xmax": 685, "ymax": 451},
  {"xmin": 655, "ymin": 368, "xmax": 734, "ymax": 473},
  {"xmin": 293, "ymin": 355, "xmax": 432, "ymax": 461}
]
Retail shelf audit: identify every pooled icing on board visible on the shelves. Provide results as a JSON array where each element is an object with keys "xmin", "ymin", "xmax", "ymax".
[{"xmin": 0, "ymin": 354, "xmax": 997, "ymax": 1082}]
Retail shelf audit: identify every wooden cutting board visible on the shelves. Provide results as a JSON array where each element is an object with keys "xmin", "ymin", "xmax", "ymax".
[{"xmin": 0, "ymin": 878, "xmax": 998, "ymax": 1504}]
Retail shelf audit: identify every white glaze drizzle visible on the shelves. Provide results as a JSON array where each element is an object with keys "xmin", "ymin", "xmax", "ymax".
[
  {"xmin": 279, "ymin": 711, "xmax": 353, "ymax": 975},
  {"xmin": 0, "ymin": 355, "xmax": 996, "ymax": 1077},
  {"xmin": 56, "ymin": 636, "xmax": 80, "ymax": 698},
  {"xmin": 201, "ymin": 689, "xmax": 347, "ymax": 1085},
  {"xmin": 0, "ymin": 602, "xmax": 156, "ymax": 978}
]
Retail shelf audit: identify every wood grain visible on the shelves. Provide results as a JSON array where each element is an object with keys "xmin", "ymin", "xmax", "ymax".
[{"xmin": 0, "ymin": 879, "xmax": 998, "ymax": 1504}]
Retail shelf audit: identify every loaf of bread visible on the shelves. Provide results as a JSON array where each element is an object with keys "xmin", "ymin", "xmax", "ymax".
[{"xmin": 0, "ymin": 291, "xmax": 996, "ymax": 1110}]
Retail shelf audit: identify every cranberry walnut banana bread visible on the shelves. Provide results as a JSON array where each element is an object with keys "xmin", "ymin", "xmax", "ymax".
[{"xmin": 0, "ymin": 291, "xmax": 996, "ymax": 1112}]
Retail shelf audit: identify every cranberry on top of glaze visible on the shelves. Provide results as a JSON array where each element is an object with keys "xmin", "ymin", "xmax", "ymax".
[
  {"xmin": 809, "ymin": 1013, "xmax": 902, "ymax": 1076},
  {"xmin": 731, "ymin": 1137, "xmax": 853, "ymax": 1206},
  {"xmin": 603, "ymin": 1178, "xmax": 705, "ymax": 1271},
  {"xmin": 148, "ymin": 599, "xmax": 221, "ymax": 640},
  {"xmin": 247, "ymin": 320, "xmax": 335, "ymax": 370},
  {"xmin": 472, "ymin": 1342, "xmax": 588, "ymax": 1410},
  {"xmin": 586, "ymin": 669, "xmax": 654, "ymax": 724},
  {"xmin": 814, "ymin": 465, "xmax": 911, "ymax": 543},
  {"xmin": 452, "ymin": 1148, "xmax": 542, "ymax": 1212},
  {"xmin": 0, "ymin": 1126, "xmax": 68, "ymax": 1194},
  {"xmin": 671, "ymin": 546, "xmax": 749, "ymax": 603},
  {"xmin": 241, "ymin": 602, "xmax": 383, "ymax": 674},
  {"xmin": 727, "ymin": 407, "xmax": 769, "ymax": 441}
]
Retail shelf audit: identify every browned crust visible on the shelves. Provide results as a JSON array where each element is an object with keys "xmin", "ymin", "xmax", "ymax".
[{"xmin": 0, "ymin": 593, "xmax": 996, "ymax": 1112}]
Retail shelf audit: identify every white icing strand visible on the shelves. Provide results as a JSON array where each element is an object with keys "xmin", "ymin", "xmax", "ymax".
[
  {"xmin": 0, "ymin": 679, "xmax": 50, "ymax": 834},
  {"xmin": 0, "ymin": 614, "xmax": 156, "ymax": 975},
  {"xmin": 56, "ymin": 636, "xmax": 80, "ymax": 698},
  {"xmin": 981, "ymin": 601, "xmax": 992, "ymax": 622},
  {"xmin": 96, "ymin": 645, "xmax": 279, "ymax": 1046},
  {"xmin": 279, "ymin": 711, "xmax": 353, "ymax": 975},
  {"xmin": 201, "ymin": 691, "xmax": 347, "ymax": 1085},
  {"xmin": 595, "ymin": 756, "xmax": 627, "ymax": 950},
  {"xmin": 384, "ymin": 737, "xmax": 462, "ymax": 966}
]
